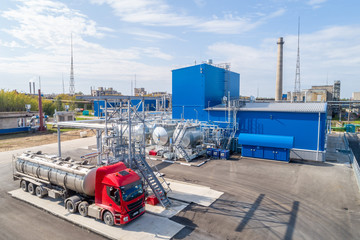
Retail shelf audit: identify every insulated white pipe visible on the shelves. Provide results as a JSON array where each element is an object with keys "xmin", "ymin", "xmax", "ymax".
[{"xmin": 316, "ymin": 112, "xmax": 321, "ymax": 161}]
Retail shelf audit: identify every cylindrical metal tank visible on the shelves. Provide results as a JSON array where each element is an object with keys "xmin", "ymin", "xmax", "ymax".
[
  {"xmin": 152, "ymin": 127, "xmax": 174, "ymax": 146},
  {"xmin": 15, "ymin": 153, "xmax": 97, "ymax": 196},
  {"xmin": 180, "ymin": 130, "xmax": 202, "ymax": 148},
  {"xmin": 117, "ymin": 123, "xmax": 147, "ymax": 140}
]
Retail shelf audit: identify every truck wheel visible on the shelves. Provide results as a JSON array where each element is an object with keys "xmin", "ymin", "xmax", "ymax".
[
  {"xmin": 20, "ymin": 180, "xmax": 28, "ymax": 192},
  {"xmin": 103, "ymin": 211, "xmax": 114, "ymax": 226},
  {"xmin": 35, "ymin": 186, "xmax": 47, "ymax": 198},
  {"xmin": 66, "ymin": 200, "xmax": 77, "ymax": 213},
  {"xmin": 78, "ymin": 201, "xmax": 89, "ymax": 217},
  {"xmin": 28, "ymin": 183, "xmax": 36, "ymax": 195}
]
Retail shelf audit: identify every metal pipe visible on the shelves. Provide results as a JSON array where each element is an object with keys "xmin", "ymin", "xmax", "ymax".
[
  {"xmin": 228, "ymin": 91, "xmax": 230, "ymax": 124},
  {"xmin": 105, "ymin": 99, "xmax": 108, "ymax": 136},
  {"xmin": 316, "ymin": 112, "xmax": 321, "ymax": 161},
  {"xmin": 57, "ymin": 125, "xmax": 61, "ymax": 157},
  {"xmin": 348, "ymin": 101, "xmax": 351, "ymax": 123},
  {"xmin": 38, "ymin": 89, "xmax": 45, "ymax": 131},
  {"xmin": 128, "ymin": 99, "xmax": 132, "ymax": 168},
  {"xmin": 142, "ymin": 98, "xmax": 146, "ymax": 155},
  {"xmin": 208, "ymin": 101, "xmax": 210, "ymax": 122},
  {"xmin": 96, "ymin": 130, "xmax": 102, "ymax": 165}
]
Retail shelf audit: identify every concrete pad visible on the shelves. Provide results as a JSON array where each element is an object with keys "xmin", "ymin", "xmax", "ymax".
[
  {"xmin": 166, "ymin": 178, "xmax": 223, "ymax": 207},
  {"xmin": 145, "ymin": 199, "xmax": 188, "ymax": 218},
  {"xmin": 9, "ymin": 189, "xmax": 184, "ymax": 240}
]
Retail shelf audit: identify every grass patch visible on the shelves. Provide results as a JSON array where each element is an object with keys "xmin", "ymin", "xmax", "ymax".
[
  {"xmin": 46, "ymin": 124, "xmax": 78, "ymax": 133},
  {"xmin": 74, "ymin": 117, "xmax": 93, "ymax": 121}
]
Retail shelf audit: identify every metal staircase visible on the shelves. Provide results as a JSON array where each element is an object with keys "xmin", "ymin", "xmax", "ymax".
[
  {"xmin": 173, "ymin": 122, "xmax": 191, "ymax": 162},
  {"xmin": 133, "ymin": 145, "xmax": 171, "ymax": 208},
  {"xmin": 226, "ymin": 130, "xmax": 236, "ymax": 150}
]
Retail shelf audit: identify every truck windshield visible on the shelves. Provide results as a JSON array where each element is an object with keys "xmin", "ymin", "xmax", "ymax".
[{"xmin": 120, "ymin": 180, "xmax": 143, "ymax": 202}]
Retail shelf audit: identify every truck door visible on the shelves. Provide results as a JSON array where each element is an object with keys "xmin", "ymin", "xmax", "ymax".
[{"xmin": 106, "ymin": 186, "xmax": 121, "ymax": 207}]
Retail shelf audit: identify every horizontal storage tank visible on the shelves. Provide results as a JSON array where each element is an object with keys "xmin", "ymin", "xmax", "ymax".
[
  {"xmin": 15, "ymin": 153, "xmax": 97, "ymax": 196},
  {"xmin": 152, "ymin": 126, "xmax": 174, "ymax": 146},
  {"xmin": 118, "ymin": 123, "xmax": 151, "ymax": 140},
  {"xmin": 173, "ymin": 126, "xmax": 202, "ymax": 148},
  {"xmin": 180, "ymin": 130, "xmax": 202, "ymax": 148}
]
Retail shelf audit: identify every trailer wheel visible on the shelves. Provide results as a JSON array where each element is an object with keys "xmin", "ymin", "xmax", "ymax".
[
  {"xmin": 66, "ymin": 200, "xmax": 77, "ymax": 213},
  {"xmin": 20, "ymin": 180, "xmax": 28, "ymax": 192},
  {"xmin": 103, "ymin": 211, "xmax": 114, "ymax": 226},
  {"xmin": 35, "ymin": 186, "xmax": 47, "ymax": 198},
  {"xmin": 78, "ymin": 201, "xmax": 89, "ymax": 217},
  {"xmin": 28, "ymin": 183, "xmax": 36, "ymax": 195}
]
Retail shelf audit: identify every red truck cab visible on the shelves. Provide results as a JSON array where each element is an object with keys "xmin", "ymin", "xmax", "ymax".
[{"xmin": 95, "ymin": 162, "xmax": 145, "ymax": 225}]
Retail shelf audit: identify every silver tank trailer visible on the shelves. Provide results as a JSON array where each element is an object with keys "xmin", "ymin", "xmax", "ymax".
[
  {"xmin": 15, "ymin": 153, "xmax": 97, "ymax": 196},
  {"xmin": 152, "ymin": 126, "xmax": 174, "ymax": 146}
]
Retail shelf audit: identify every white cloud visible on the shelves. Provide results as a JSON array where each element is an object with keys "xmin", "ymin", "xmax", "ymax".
[
  {"xmin": 0, "ymin": 40, "xmax": 24, "ymax": 48},
  {"xmin": 307, "ymin": 0, "xmax": 327, "ymax": 8},
  {"xmin": 193, "ymin": 0, "xmax": 206, "ymax": 8},
  {"xmin": 208, "ymin": 25, "xmax": 360, "ymax": 98},
  {"xmin": 0, "ymin": 0, "xmax": 173, "ymax": 94},
  {"xmin": 91, "ymin": 0, "xmax": 285, "ymax": 34},
  {"xmin": 1, "ymin": 0, "xmax": 106, "ymax": 49},
  {"xmin": 125, "ymin": 28, "xmax": 175, "ymax": 40},
  {"xmin": 91, "ymin": 0, "xmax": 196, "ymax": 27},
  {"xmin": 197, "ymin": 9, "xmax": 285, "ymax": 34}
]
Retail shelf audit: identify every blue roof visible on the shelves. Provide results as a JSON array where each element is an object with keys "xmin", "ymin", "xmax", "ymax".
[{"xmin": 237, "ymin": 133, "xmax": 294, "ymax": 149}]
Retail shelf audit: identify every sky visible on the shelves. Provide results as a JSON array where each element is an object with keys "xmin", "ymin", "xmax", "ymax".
[{"xmin": 0, "ymin": 0, "xmax": 359, "ymax": 98}]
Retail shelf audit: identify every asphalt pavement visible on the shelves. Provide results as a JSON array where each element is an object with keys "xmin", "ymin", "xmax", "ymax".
[{"xmin": 1, "ymin": 135, "xmax": 360, "ymax": 240}]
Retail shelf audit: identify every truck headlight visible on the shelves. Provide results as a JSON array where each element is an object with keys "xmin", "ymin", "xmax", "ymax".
[{"xmin": 123, "ymin": 216, "xmax": 128, "ymax": 222}]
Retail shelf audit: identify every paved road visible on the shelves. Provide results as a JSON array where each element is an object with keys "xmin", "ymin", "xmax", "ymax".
[
  {"xmin": 0, "ymin": 137, "xmax": 104, "ymax": 240},
  {"xmin": 154, "ymin": 156, "xmax": 360, "ymax": 240},
  {"xmin": 347, "ymin": 133, "xmax": 360, "ymax": 161},
  {"xmin": 1, "ymin": 136, "xmax": 360, "ymax": 240}
]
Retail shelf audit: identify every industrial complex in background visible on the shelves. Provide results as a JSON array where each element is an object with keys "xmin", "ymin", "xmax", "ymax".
[{"xmin": 2, "ymin": 33, "xmax": 360, "ymax": 240}]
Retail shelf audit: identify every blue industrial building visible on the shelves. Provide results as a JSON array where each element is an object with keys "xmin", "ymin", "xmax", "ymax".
[
  {"xmin": 172, "ymin": 63, "xmax": 239, "ymax": 121},
  {"xmin": 209, "ymin": 103, "xmax": 327, "ymax": 161},
  {"xmin": 172, "ymin": 63, "xmax": 328, "ymax": 162}
]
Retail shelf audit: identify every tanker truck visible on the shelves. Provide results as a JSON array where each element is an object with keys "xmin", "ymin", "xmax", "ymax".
[{"xmin": 12, "ymin": 151, "xmax": 145, "ymax": 226}]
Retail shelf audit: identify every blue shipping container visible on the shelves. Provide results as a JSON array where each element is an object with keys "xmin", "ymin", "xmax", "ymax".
[
  {"xmin": 206, "ymin": 148, "xmax": 214, "ymax": 157},
  {"xmin": 220, "ymin": 150, "xmax": 230, "ymax": 160},
  {"xmin": 212, "ymin": 149, "xmax": 221, "ymax": 158}
]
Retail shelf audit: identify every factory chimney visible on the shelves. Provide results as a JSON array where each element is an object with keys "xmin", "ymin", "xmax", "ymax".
[
  {"xmin": 29, "ymin": 81, "xmax": 32, "ymax": 94},
  {"xmin": 275, "ymin": 37, "xmax": 284, "ymax": 101}
]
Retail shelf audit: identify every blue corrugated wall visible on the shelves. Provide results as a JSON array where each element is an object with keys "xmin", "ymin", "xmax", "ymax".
[
  {"xmin": 172, "ymin": 64, "xmax": 240, "ymax": 120},
  {"xmin": 208, "ymin": 110, "xmax": 327, "ymax": 151}
]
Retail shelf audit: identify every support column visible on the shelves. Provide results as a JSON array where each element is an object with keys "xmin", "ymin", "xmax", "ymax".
[{"xmin": 57, "ymin": 125, "xmax": 61, "ymax": 157}]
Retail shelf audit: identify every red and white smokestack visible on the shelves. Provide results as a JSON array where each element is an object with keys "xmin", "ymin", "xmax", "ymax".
[{"xmin": 275, "ymin": 37, "xmax": 284, "ymax": 101}]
